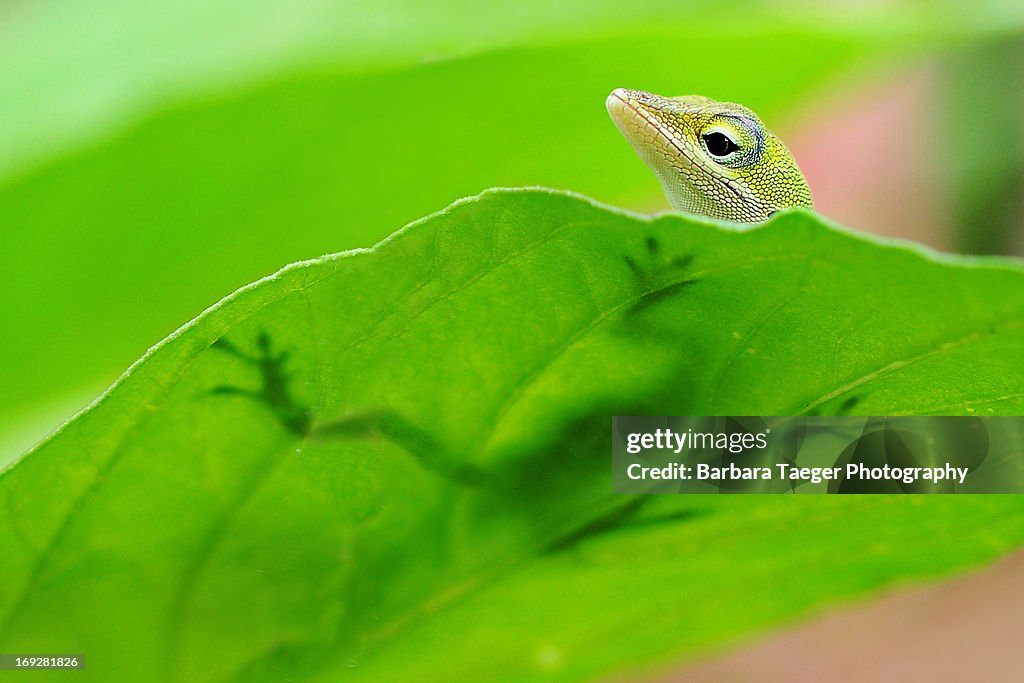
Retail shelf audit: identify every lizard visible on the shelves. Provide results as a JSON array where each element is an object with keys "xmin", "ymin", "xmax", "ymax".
[{"xmin": 606, "ymin": 88, "xmax": 813, "ymax": 222}]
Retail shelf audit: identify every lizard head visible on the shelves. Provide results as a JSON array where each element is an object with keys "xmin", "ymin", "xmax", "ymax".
[{"xmin": 606, "ymin": 88, "xmax": 813, "ymax": 222}]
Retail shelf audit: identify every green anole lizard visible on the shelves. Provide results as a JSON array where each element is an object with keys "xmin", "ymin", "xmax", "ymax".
[{"xmin": 606, "ymin": 88, "xmax": 813, "ymax": 222}]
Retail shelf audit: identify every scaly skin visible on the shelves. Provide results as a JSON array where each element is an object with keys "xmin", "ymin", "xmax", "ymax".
[{"xmin": 606, "ymin": 88, "xmax": 813, "ymax": 222}]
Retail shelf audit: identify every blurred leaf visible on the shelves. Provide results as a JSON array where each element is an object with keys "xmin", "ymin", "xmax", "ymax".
[
  {"xmin": 2, "ymin": 189, "xmax": 1023, "ymax": 682},
  {"xmin": 3, "ymin": 0, "xmax": 1021, "ymax": 181},
  {"xmin": 942, "ymin": 36, "xmax": 1024, "ymax": 255}
]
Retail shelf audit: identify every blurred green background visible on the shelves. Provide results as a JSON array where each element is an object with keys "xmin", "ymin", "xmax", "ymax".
[{"xmin": 2, "ymin": 0, "xmax": 1024, "ymax": 467}]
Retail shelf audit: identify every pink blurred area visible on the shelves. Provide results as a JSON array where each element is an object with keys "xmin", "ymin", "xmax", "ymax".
[
  {"xmin": 655, "ymin": 549, "xmax": 1024, "ymax": 682},
  {"xmin": 782, "ymin": 64, "xmax": 952, "ymax": 250}
]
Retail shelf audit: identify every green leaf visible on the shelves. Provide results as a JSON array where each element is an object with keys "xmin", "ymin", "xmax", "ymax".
[
  {"xmin": 2, "ymin": 189, "xmax": 1023, "ymax": 682},
  {"xmin": 11, "ymin": 0, "xmax": 1024, "ymax": 462},
  {"xmin": 0, "ymin": 20, "xmax": 864, "ymax": 461}
]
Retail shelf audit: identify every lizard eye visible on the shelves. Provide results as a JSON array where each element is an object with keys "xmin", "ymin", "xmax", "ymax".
[{"xmin": 702, "ymin": 131, "xmax": 740, "ymax": 158}]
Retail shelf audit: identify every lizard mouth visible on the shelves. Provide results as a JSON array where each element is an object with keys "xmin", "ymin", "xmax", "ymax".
[
  {"xmin": 606, "ymin": 88, "xmax": 747, "ymax": 204},
  {"xmin": 606, "ymin": 88, "xmax": 694, "ymax": 164}
]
